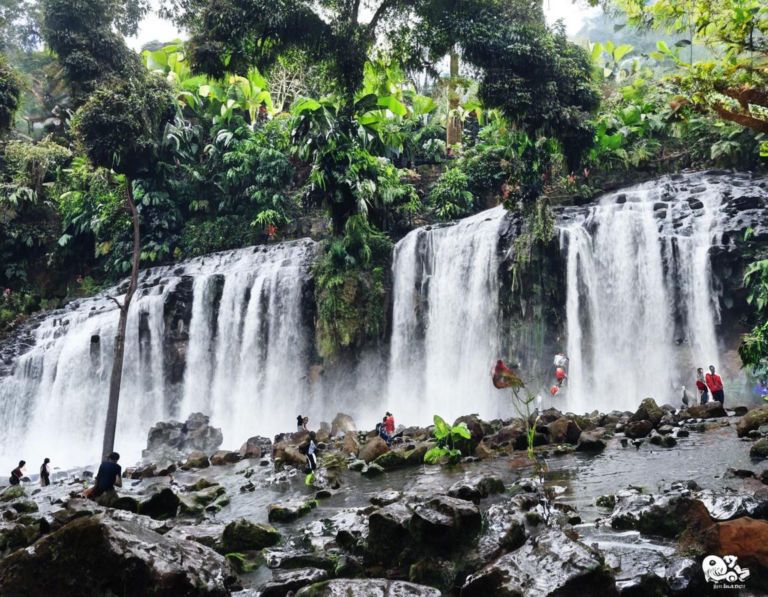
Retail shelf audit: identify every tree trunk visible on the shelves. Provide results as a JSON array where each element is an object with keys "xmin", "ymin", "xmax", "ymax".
[
  {"xmin": 446, "ymin": 51, "xmax": 463, "ymax": 149},
  {"xmin": 101, "ymin": 177, "xmax": 140, "ymax": 459}
]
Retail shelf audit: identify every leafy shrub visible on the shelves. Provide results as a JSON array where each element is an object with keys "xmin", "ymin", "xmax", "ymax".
[
  {"xmin": 421, "ymin": 138, "xmax": 446, "ymax": 164},
  {"xmin": 178, "ymin": 216, "xmax": 259, "ymax": 259},
  {"xmin": 429, "ymin": 168, "xmax": 474, "ymax": 220}
]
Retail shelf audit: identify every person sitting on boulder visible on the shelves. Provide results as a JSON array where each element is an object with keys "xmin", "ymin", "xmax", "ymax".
[
  {"xmin": 9, "ymin": 460, "xmax": 25, "ymax": 486},
  {"xmin": 705, "ymin": 365, "xmax": 725, "ymax": 404},
  {"xmin": 83, "ymin": 452, "xmax": 122, "ymax": 504},
  {"xmin": 377, "ymin": 416, "xmax": 392, "ymax": 445},
  {"xmin": 696, "ymin": 368, "xmax": 709, "ymax": 405}
]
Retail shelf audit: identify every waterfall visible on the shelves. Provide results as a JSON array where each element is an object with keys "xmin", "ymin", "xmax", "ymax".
[
  {"xmin": 387, "ymin": 207, "xmax": 509, "ymax": 425},
  {"xmin": 559, "ymin": 176, "xmax": 728, "ymax": 412},
  {"xmin": 0, "ymin": 240, "xmax": 316, "ymax": 471}
]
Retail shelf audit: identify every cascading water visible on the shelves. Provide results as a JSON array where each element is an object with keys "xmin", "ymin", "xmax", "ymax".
[
  {"xmin": 559, "ymin": 175, "xmax": 733, "ymax": 413},
  {"xmin": 387, "ymin": 207, "xmax": 510, "ymax": 425},
  {"xmin": 0, "ymin": 240, "xmax": 317, "ymax": 471}
]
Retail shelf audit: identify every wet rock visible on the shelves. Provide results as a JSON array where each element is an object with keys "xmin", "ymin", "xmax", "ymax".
[
  {"xmin": 665, "ymin": 557, "xmax": 704, "ymax": 595},
  {"xmin": 112, "ymin": 496, "xmax": 140, "ymax": 513},
  {"xmin": 330, "ymin": 413, "xmax": 357, "ymax": 437},
  {"xmin": 733, "ymin": 405, "xmax": 749, "ymax": 417},
  {"xmin": 625, "ymin": 420, "xmax": 654, "ymax": 439},
  {"xmin": 189, "ymin": 484, "xmax": 226, "ymax": 507},
  {"xmin": 409, "ymin": 557, "xmax": 456, "ymax": 593},
  {"xmin": 184, "ymin": 450, "xmax": 211, "ymax": 469},
  {"xmin": 411, "ymin": 495, "xmax": 482, "ymax": 546},
  {"xmin": 695, "ymin": 489, "xmax": 768, "ymax": 521},
  {"xmin": 1, "ymin": 488, "xmax": 25, "ymax": 502},
  {"xmin": 687, "ymin": 402, "xmax": 727, "ymax": 418},
  {"xmin": 165, "ymin": 523, "xmax": 225, "ymax": 550},
  {"xmin": 737, "ymin": 405, "xmax": 768, "ymax": 437},
  {"xmin": 222, "ymin": 519, "xmax": 280, "ymax": 552},
  {"xmin": 648, "ymin": 430, "xmax": 663, "ymax": 445},
  {"xmin": 547, "ymin": 417, "xmax": 582, "ymax": 445},
  {"xmin": 610, "ymin": 490, "xmax": 712, "ymax": 539},
  {"xmin": 370, "ymin": 491, "xmax": 401, "ymax": 507},
  {"xmin": 210, "ymin": 450, "xmax": 241, "ymax": 466},
  {"xmin": 462, "ymin": 528, "xmax": 617, "ymax": 597},
  {"xmin": 474, "ymin": 442, "xmax": 493, "ymax": 459},
  {"xmin": 575, "ymin": 431, "xmax": 606, "ymax": 452},
  {"xmin": 144, "ymin": 412, "xmax": 223, "ymax": 462},
  {"xmin": 495, "ymin": 423, "xmax": 525, "ymax": 447},
  {"xmin": 0, "ymin": 515, "xmax": 236, "ymax": 596},
  {"xmin": 405, "ymin": 444, "xmax": 431, "ymax": 465},
  {"xmin": 661, "ymin": 435, "xmax": 677, "ymax": 448},
  {"xmin": 361, "ymin": 463, "xmax": 386, "ymax": 477},
  {"xmin": 750, "ymin": 438, "xmax": 768, "ymax": 459},
  {"xmin": 453, "ymin": 414, "xmax": 490, "ymax": 450},
  {"xmin": 358, "ymin": 437, "xmax": 391, "ymax": 463},
  {"xmin": 342, "ymin": 433, "xmax": 359, "ymax": 456},
  {"xmin": 268, "ymin": 501, "xmax": 313, "ymax": 523},
  {"xmin": 137, "ymin": 487, "xmax": 180, "ymax": 520},
  {"xmin": 447, "ymin": 475, "xmax": 505, "ymax": 504},
  {"xmin": 373, "ymin": 450, "xmax": 406, "ymax": 470},
  {"xmin": 631, "ymin": 398, "xmax": 664, "ymax": 427},
  {"xmin": 11, "ymin": 501, "xmax": 38, "ymax": 514},
  {"xmin": 239, "ymin": 435, "xmax": 272, "ymax": 459},
  {"xmin": 295, "ymin": 579, "xmax": 441, "ymax": 596},
  {"xmin": 617, "ymin": 572, "xmax": 668, "ymax": 596},
  {"xmin": 366, "ymin": 503, "xmax": 414, "ymax": 566},
  {"xmin": 0, "ymin": 523, "xmax": 38, "ymax": 553},
  {"xmin": 596, "ymin": 495, "xmax": 617, "ymax": 510},
  {"xmin": 260, "ymin": 568, "xmax": 329, "ymax": 597},
  {"xmin": 347, "ymin": 460, "xmax": 366, "ymax": 472}
]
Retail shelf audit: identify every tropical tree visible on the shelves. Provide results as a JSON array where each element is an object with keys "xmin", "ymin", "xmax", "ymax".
[
  {"xmin": 613, "ymin": 0, "xmax": 768, "ymax": 137},
  {"xmin": 0, "ymin": 54, "xmax": 22, "ymax": 133},
  {"xmin": 41, "ymin": 0, "xmax": 177, "ymax": 458}
]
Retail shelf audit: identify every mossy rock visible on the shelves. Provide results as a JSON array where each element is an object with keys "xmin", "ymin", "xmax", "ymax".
[
  {"xmin": 409, "ymin": 557, "xmax": 456, "ymax": 594},
  {"xmin": 361, "ymin": 463, "xmax": 385, "ymax": 478},
  {"xmin": 112, "ymin": 496, "xmax": 139, "ymax": 513},
  {"xmin": 0, "ymin": 523, "xmax": 37, "ymax": 551},
  {"xmin": 2, "ymin": 487, "xmax": 25, "ymax": 502},
  {"xmin": 750, "ymin": 438, "xmax": 768, "ymax": 459},
  {"xmin": 194, "ymin": 478, "xmax": 216, "ymax": 492},
  {"xmin": 222, "ymin": 519, "xmax": 281, "ymax": 552},
  {"xmin": 205, "ymin": 495, "xmax": 231, "ymax": 514},
  {"xmin": 12, "ymin": 501, "xmax": 39, "ymax": 514},
  {"xmin": 267, "ymin": 501, "xmax": 313, "ymax": 523},
  {"xmin": 596, "ymin": 495, "xmax": 616, "ymax": 509},
  {"xmin": 373, "ymin": 451, "xmax": 406, "ymax": 470},
  {"xmin": 193, "ymin": 484, "xmax": 226, "ymax": 506},
  {"xmin": 347, "ymin": 460, "xmax": 366, "ymax": 472},
  {"xmin": 178, "ymin": 495, "xmax": 205, "ymax": 517}
]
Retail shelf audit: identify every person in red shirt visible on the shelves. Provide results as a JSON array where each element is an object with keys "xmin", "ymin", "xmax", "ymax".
[
  {"xmin": 705, "ymin": 365, "xmax": 724, "ymax": 404},
  {"xmin": 385, "ymin": 412, "xmax": 395, "ymax": 436},
  {"xmin": 695, "ymin": 368, "xmax": 709, "ymax": 404}
]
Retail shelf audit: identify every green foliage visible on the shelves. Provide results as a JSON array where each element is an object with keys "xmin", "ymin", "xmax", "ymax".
[
  {"xmin": 74, "ymin": 76, "xmax": 176, "ymax": 178},
  {"xmin": 429, "ymin": 168, "xmax": 474, "ymax": 220},
  {"xmin": 423, "ymin": 415, "xmax": 472, "ymax": 464},
  {"xmin": 0, "ymin": 54, "xmax": 22, "ymax": 133},
  {"xmin": 178, "ymin": 216, "xmax": 259, "ymax": 259},
  {"xmin": 314, "ymin": 217, "xmax": 392, "ymax": 361},
  {"xmin": 741, "ymin": 254, "xmax": 768, "ymax": 374},
  {"xmin": 0, "ymin": 290, "xmax": 38, "ymax": 334}
]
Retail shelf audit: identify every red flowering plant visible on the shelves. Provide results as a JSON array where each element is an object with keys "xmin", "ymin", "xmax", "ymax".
[{"xmin": 492, "ymin": 359, "xmax": 540, "ymax": 461}]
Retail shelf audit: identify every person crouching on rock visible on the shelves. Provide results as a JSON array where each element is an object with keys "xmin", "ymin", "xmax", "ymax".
[
  {"xmin": 83, "ymin": 452, "xmax": 122, "ymax": 505},
  {"xmin": 9, "ymin": 460, "xmax": 25, "ymax": 486},
  {"xmin": 301, "ymin": 432, "xmax": 318, "ymax": 473}
]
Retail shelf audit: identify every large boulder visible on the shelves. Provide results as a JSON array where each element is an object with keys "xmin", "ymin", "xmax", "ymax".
[
  {"xmin": 295, "ymin": 579, "xmax": 441, "ymax": 596},
  {"xmin": 547, "ymin": 417, "xmax": 582, "ymax": 445},
  {"xmin": 184, "ymin": 450, "xmax": 210, "ymax": 469},
  {"xmin": 261, "ymin": 568, "xmax": 329, "ymax": 597},
  {"xmin": 461, "ymin": 528, "xmax": 618, "ymax": 597},
  {"xmin": 137, "ymin": 487, "xmax": 180, "ymax": 520},
  {"xmin": 341, "ymin": 433, "xmax": 359, "ymax": 456},
  {"xmin": 330, "ymin": 413, "xmax": 357, "ymax": 437},
  {"xmin": 144, "ymin": 413, "xmax": 223, "ymax": 462},
  {"xmin": 239, "ymin": 435, "xmax": 272, "ymax": 459},
  {"xmin": 575, "ymin": 431, "xmax": 606, "ymax": 453},
  {"xmin": 737, "ymin": 405, "xmax": 768, "ymax": 438},
  {"xmin": 222, "ymin": 519, "xmax": 280, "ymax": 552},
  {"xmin": 210, "ymin": 450, "xmax": 241, "ymax": 466},
  {"xmin": 0, "ymin": 515, "xmax": 236, "ymax": 596},
  {"xmin": 448, "ymin": 475, "xmax": 505, "ymax": 504},
  {"xmin": 709, "ymin": 517, "xmax": 768, "ymax": 590},
  {"xmin": 750, "ymin": 438, "xmax": 768, "ymax": 459},
  {"xmin": 624, "ymin": 420, "xmax": 654, "ymax": 439},
  {"xmin": 610, "ymin": 490, "xmax": 713, "ymax": 540},
  {"xmin": 365, "ymin": 503, "xmax": 414, "ymax": 567},
  {"xmin": 358, "ymin": 437, "xmax": 391, "ymax": 463},
  {"xmin": 686, "ymin": 402, "xmax": 728, "ymax": 418},
  {"xmin": 630, "ymin": 398, "xmax": 664, "ymax": 427},
  {"xmin": 453, "ymin": 415, "xmax": 491, "ymax": 451},
  {"xmin": 410, "ymin": 495, "xmax": 482, "ymax": 547}
]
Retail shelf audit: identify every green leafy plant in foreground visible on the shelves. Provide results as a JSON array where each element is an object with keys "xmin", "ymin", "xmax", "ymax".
[{"xmin": 423, "ymin": 415, "xmax": 471, "ymax": 464}]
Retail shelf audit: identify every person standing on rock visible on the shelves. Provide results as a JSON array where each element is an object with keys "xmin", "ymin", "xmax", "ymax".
[
  {"xmin": 83, "ymin": 452, "xmax": 122, "ymax": 503},
  {"xmin": 39, "ymin": 458, "xmax": 51, "ymax": 487},
  {"xmin": 696, "ymin": 368, "xmax": 709, "ymax": 405},
  {"xmin": 303, "ymin": 431, "xmax": 318, "ymax": 473},
  {"xmin": 385, "ymin": 412, "xmax": 395, "ymax": 437},
  {"xmin": 706, "ymin": 365, "xmax": 725, "ymax": 404},
  {"xmin": 297, "ymin": 415, "xmax": 304, "ymax": 433},
  {"xmin": 9, "ymin": 460, "xmax": 25, "ymax": 486}
]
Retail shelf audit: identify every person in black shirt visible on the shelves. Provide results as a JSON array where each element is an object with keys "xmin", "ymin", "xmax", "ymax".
[
  {"xmin": 39, "ymin": 458, "xmax": 51, "ymax": 487},
  {"xmin": 9, "ymin": 460, "xmax": 25, "ymax": 486},
  {"xmin": 84, "ymin": 452, "xmax": 122, "ymax": 502}
]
